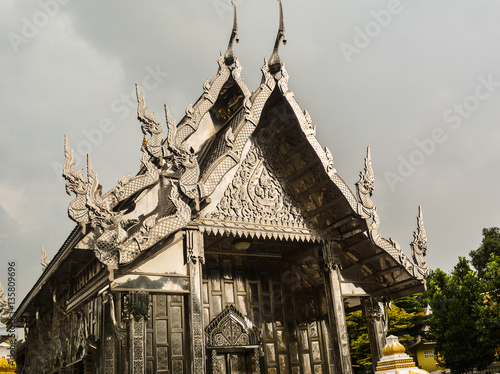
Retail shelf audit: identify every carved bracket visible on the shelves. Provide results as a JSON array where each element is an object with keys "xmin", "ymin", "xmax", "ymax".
[
  {"xmin": 186, "ymin": 229, "xmax": 205, "ymax": 264},
  {"xmin": 322, "ymin": 241, "xmax": 342, "ymax": 271}
]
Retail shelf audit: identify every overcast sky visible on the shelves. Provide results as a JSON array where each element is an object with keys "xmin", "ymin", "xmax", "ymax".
[{"xmin": 1, "ymin": 0, "xmax": 500, "ymax": 306}]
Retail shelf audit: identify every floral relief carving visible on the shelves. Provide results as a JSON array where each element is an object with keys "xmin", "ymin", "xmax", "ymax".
[{"xmin": 210, "ymin": 145, "xmax": 305, "ymax": 227}]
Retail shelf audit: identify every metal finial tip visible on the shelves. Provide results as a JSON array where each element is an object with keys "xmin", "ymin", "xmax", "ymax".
[
  {"xmin": 269, "ymin": 0, "xmax": 286, "ymax": 74},
  {"xmin": 224, "ymin": 0, "xmax": 239, "ymax": 65}
]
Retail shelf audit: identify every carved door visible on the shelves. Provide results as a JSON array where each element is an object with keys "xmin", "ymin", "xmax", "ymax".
[
  {"xmin": 211, "ymin": 351, "xmax": 253, "ymax": 374},
  {"xmin": 146, "ymin": 294, "xmax": 187, "ymax": 374}
]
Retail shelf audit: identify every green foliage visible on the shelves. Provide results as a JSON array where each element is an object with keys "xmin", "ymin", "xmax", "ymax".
[
  {"xmin": 425, "ymin": 257, "xmax": 497, "ymax": 373},
  {"xmin": 347, "ymin": 227, "xmax": 500, "ymax": 374},
  {"xmin": 470, "ymin": 227, "xmax": 500, "ymax": 278},
  {"xmin": 483, "ymin": 254, "xmax": 500, "ymax": 348},
  {"xmin": 346, "ymin": 295, "xmax": 423, "ymax": 373},
  {"xmin": 346, "ymin": 310, "xmax": 372, "ymax": 370},
  {"xmin": 387, "ymin": 303, "xmax": 416, "ymax": 347}
]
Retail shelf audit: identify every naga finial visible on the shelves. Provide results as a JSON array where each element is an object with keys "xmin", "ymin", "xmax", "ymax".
[
  {"xmin": 268, "ymin": 0, "xmax": 287, "ymax": 75},
  {"xmin": 362, "ymin": 146, "xmax": 375, "ymax": 195},
  {"xmin": 224, "ymin": 1, "xmax": 239, "ymax": 66},
  {"xmin": 356, "ymin": 146, "xmax": 375, "ymax": 216},
  {"xmin": 0, "ymin": 280, "xmax": 13, "ymax": 326},
  {"xmin": 41, "ymin": 243, "xmax": 49, "ymax": 271},
  {"xmin": 411, "ymin": 205, "xmax": 428, "ymax": 273}
]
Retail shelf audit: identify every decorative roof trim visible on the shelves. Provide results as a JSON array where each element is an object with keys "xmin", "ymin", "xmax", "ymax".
[
  {"xmin": 273, "ymin": 65, "xmax": 362, "ymax": 217},
  {"xmin": 198, "ymin": 58, "xmax": 276, "ymax": 199},
  {"xmin": 271, "ymin": 64, "xmax": 426, "ymax": 280},
  {"xmin": 197, "ymin": 218, "xmax": 321, "ymax": 243},
  {"xmin": 368, "ymin": 208, "xmax": 424, "ymax": 279}
]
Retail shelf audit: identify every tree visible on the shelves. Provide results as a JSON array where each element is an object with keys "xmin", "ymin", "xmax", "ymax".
[
  {"xmin": 470, "ymin": 227, "xmax": 500, "ymax": 278},
  {"xmin": 346, "ymin": 310, "xmax": 372, "ymax": 371},
  {"xmin": 469, "ymin": 228, "xmax": 500, "ymax": 351},
  {"xmin": 346, "ymin": 295, "xmax": 424, "ymax": 373},
  {"xmin": 483, "ymin": 254, "xmax": 500, "ymax": 352},
  {"xmin": 425, "ymin": 257, "xmax": 497, "ymax": 373}
]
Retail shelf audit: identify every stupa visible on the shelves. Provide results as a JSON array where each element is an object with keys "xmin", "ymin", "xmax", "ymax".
[{"xmin": 375, "ymin": 335, "xmax": 429, "ymax": 374}]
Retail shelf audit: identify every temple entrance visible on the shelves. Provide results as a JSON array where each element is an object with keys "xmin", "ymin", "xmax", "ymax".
[
  {"xmin": 210, "ymin": 351, "xmax": 253, "ymax": 374},
  {"xmin": 205, "ymin": 305, "xmax": 262, "ymax": 374}
]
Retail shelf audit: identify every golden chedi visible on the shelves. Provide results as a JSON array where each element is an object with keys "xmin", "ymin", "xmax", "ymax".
[
  {"xmin": 375, "ymin": 335, "xmax": 429, "ymax": 374},
  {"xmin": 0, "ymin": 357, "xmax": 16, "ymax": 373}
]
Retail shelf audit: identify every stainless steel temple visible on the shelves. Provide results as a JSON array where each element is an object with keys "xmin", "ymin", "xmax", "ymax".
[{"xmin": 8, "ymin": 2, "xmax": 429, "ymax": 373}]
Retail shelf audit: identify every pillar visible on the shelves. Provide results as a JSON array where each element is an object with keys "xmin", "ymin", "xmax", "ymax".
[
  {"xmin": 129, "ymin": 291, "xmax": 148, "ymax": 374},
  {"xmin": 322, "ymin": 241, "xmax": 353, "ymax": 374},
  {"xmin": 362, "ymin": 297, "xmax": 387, "ymax": 372},
  {"xmin": 186, "ymin": 230, "xmax": 206, "ymax": 373}
]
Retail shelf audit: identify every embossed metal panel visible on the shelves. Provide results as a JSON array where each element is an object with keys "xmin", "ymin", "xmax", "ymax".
[
  {"xmin": 203, "ymin": 253, "xmax": 327, "ymax": 373},
  {"xmin": 146, "ymin": 294, "xmax": 186, "ymax": 374},
  {"xmin": 211, "ymin": 352, "xmax": 252, "ymax": 374}
]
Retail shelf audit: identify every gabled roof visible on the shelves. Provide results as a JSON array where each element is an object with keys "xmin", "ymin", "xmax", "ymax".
[{"xmin": 13, "ymin": 1, "xmax": 430, "ymax": 324}]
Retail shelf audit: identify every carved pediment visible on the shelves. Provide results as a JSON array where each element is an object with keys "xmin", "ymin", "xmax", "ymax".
[
  {"xmin": 205, "ymin": 305, "xmax": 260, "ymax": 348},
  {"xmin": 206, "ymin": 144, "xmax": 308, "ymax": 229}
]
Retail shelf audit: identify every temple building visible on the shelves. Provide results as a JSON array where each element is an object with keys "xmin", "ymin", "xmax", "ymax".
[{"xmin": 9, "ymin": 2, "xmax": 429, "ymax": 373}]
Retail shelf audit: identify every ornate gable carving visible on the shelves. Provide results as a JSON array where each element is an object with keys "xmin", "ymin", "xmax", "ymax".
[
  {"xmin": 205, "ymin": 305, "xmax": 260, "ymax": 348},
  {"xmin": 207, "ymin": 144, "xmax": 307, "ymax": 229}
]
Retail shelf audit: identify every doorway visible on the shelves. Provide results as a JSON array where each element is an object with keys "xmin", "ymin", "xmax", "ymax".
[{"xmin": 210, "ymin": 351, "xmax": 253, "ymax": 374}]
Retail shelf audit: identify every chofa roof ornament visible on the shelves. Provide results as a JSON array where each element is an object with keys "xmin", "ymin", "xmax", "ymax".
[
  {"xmin": 356, "ymin": 146, "xmax": 375, "ymax": 218},
  {"xmin": 268, "ymin": 0, "xmax": 287, "ymax": 74},
  {"xmin": 411, "ymin": 205, "xmax": 429, "ymax": 276},
  {"xmin": 41, "ymin": 243, "xmax": 49, "ymax": 271},
  {"xmin": 0, "ymin": 281, "xmax": 12, "ymax": 326},
  {"xmin": 224, "ymin": 1, "xmax": 239, "ymax": 66}
]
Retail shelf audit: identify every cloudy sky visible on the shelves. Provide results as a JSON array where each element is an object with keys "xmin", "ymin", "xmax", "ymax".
[{"xmin": 1, "ymin": 0, "xmax": 500, "ymax": 306}]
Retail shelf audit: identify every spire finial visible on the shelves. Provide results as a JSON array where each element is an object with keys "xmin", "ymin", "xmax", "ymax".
[
  {"xmin": 268, "ymin": 0, "xmax": 287, "ymax": 74},
  {"xmin": 41, "ymin": 243, "xmax": 49, "ymax": 271},
  {"xmin": 411, "ymin": 205, "xmax": 429, "ymax": 275},
  {"xmin": 224, "ymin": 1, "xmax": 239, "ymax": 66},
  {"xmin": 356, "ymin": 146, "xmax": 375, "ymax": 217}
]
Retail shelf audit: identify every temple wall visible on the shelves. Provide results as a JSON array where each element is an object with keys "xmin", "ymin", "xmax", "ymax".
[{"xmin": 202, "ymin": 254, "xmax": 329, "ymax": 374}]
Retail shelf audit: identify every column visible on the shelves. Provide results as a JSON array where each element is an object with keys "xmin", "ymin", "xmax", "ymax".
[
  {"xmin": 362, "ymin": 297, "xmax": 387, "ymax": 372},
  {"xmin": 322, "ymin": 241, "xmax": 353, "ymax": 374},
  {"xmin": 129, "ymin": 291, "xmax": 149, "ymax": 374},
  {"xmin": 186, "ymin": 230, "xmax": 206, "ymax": 373}
]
